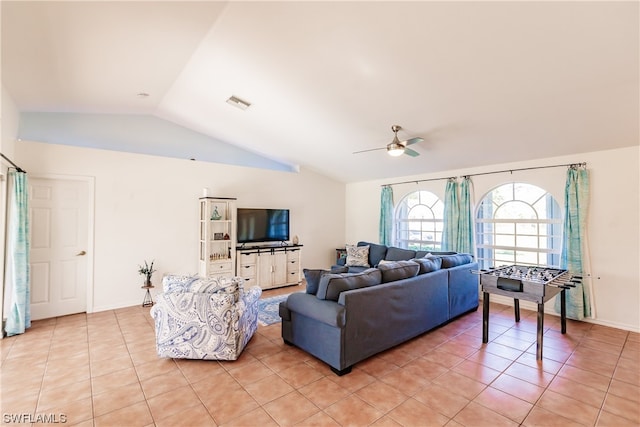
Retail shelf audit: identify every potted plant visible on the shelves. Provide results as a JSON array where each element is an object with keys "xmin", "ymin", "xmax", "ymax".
[{"xmin": 138, "ymin": 260, "xmax": 156, "ymax": 286}]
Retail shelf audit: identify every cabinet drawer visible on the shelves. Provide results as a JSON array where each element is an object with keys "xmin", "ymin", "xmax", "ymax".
[
  {"xmin": 239, "ymin": 264, "xmax": 256, "ymax": 278},
  {"xmin": 242, "ymin": 276, "xmax": 257, "ymax": 287},
  {"xmin": 287, "ymin": 260, "xmax": 299, "ymax": 273},
  {"xmin": 287, "ymin": 250, "xmax": 300, "ymax": 261},
  {"xmin": 209, "ymin": 261, "xmax": 232, "ymax": 273},
  {"xmin": 238, "ymin": 252, "xmax": 257, "ymax": 265},
  {"xmin": 288, "ymin": 270, "xmax": 301, "ymax": 283}
]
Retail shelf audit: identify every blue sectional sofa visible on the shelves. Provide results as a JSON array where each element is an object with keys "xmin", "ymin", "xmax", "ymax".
[{"xmin": 279, "ymin": 241, "xmax": 479, "ymax": 375}]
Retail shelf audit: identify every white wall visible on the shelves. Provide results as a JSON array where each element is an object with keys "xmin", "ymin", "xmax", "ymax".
[
  {"xmin": 346, "ymin": 146, "xmax": 640, "ymax": 332},
  {"xmin": 15, "ymin": 141, "xmax": 345, "ymax": 312}
]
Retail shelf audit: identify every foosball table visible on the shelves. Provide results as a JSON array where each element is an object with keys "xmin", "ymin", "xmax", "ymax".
[{"xmin": 477, "ymin": 265, "xmax": 582, "ymax": 360}]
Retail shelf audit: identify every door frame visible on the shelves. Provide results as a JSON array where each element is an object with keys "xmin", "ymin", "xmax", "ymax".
[{"xmin": 31, "ymin": 174, "xmax": 96, "ymax": 314}]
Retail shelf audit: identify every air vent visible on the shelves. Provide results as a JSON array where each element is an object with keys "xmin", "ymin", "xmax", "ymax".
[{"xmin": 226, "ymin": 95, "xmax": 251, "ymax": 110}]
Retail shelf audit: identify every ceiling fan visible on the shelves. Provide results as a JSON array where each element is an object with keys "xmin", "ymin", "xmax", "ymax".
[{"xmin": 353, "ymin": 125, "xmax": 424, "ymax": 157}]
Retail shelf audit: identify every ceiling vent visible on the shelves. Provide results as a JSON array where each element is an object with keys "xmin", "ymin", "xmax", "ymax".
[{"xmin": 226, "ymin": 95, "xmax": 251, "ymax": 110}]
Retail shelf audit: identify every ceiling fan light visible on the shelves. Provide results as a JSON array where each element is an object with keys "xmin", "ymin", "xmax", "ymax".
[{"xmin": 387, "ymin": 143, "xmax": 405, "ymax": 157}]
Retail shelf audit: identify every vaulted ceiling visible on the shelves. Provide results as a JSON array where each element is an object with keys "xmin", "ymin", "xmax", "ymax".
[{"xmin": 2, "ymin": 1, "xmax": 638, "ymax": 182}]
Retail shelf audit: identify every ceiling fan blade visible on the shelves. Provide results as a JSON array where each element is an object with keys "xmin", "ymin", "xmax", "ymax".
[
  {"xmin": 404, "ymin": 148, "xmax": 420, "ymax": 157},
  {"xmin": 403, "ymin": 137, "xmax": 424, "ymax": 146},
  {"xmin": 352, "ymin": 147, "xmax": 386, "ymax": 154}
]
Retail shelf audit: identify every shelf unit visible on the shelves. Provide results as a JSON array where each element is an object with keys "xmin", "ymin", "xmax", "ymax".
[{"xmin": 199, "ymin": 197, "xmax": 237, "ymax": 279}]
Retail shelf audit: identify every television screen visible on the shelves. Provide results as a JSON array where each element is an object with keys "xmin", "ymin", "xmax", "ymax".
[{"xmin": 237, "ymin": 208, "xmax": 290, "ymax": 244}]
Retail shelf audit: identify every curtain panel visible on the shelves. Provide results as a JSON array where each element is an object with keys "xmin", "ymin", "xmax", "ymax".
[
  {"xmin": 457, "ymin": 177, "xmax": 474, "ymax": 254},
  {"xmin": 555, "ymin": 167, "xmax": 591, "ymax": 320},
  {"xmin": 379, "ymin": 186, "xmax": 394, "ymax": 246},
  {"xmin": 4, "ymin": 171, "xmax": 31, "ymax": 336},
  {"xmin": 441, "ymin": 179, "xmax": 459, "ymax": 251}
]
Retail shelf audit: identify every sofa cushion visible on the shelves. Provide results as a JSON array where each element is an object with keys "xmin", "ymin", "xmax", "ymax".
[
  {"xmin": 304, "ymin": 267, "xmax": 349, "ymax": 295},
  {"xmin": 385, "ymin": 247, "xmax": 417, "ymax": 261},
  {"xmin": 438, "ymin": 253, "xmax": 474, "ymax": 268},
  {"xmin": 357, "ymin": 241, "xmax": 388, "ymax": 267},
  {"xmin": 411, "ymin": 256, "xmax": 443, "ymax": 274},
  {"xmin": 345, "ymin": 244, "xmax": 370, "ymax": 267},
  {"xmin": 316, "ymin": 268, "xmax": 382, "ymax": 301},
  {"xmin": 377, "ymin": 260, "xmax": 420, "ymax": 283}
]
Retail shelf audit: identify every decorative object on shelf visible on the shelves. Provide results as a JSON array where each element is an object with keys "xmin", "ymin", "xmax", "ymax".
[
  {"xmin": 211, "ymin": 205, "xmax": 222, "ymax": 220},
  {"xmin": 214, "ymin": 232, "xmax": 224, "ymax": 240},
  {"xmin": 292, "ymin": 235, "xmax": 299, "ymax": 245},
  {"xmin": 223, "ymin": 233, "xmax": 230, "ymax": 240},
  {"xmin": 138, "ymin": 260, "xmax": 156, "ymax": 286}
]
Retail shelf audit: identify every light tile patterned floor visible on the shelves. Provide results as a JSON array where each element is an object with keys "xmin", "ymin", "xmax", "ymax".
[{"xmin": 1, "ymin": 284, "xmax": 638, "ymax": 426}]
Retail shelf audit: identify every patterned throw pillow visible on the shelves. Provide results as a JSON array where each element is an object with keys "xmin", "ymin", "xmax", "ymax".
[{"xmin": 345, "ymin": 244, "xmax": 370, "ymax": 267}]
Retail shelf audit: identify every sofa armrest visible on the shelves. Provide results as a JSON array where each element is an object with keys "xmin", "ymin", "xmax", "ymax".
[
  {"xmin": 447, "ymin": 262, "xmax": 480, "ymax": 317},
  {"xmin": 283, "ymin": 292, "xmax": 346, "ymax": 328}
]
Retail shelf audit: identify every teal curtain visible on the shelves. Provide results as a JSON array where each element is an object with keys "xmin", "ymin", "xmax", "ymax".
[
  {"xmin": 379, "ymin": 186, "xmax": 394, "ymax": 245},
  {"xmin": 441, "ymin": 179, "xmax": 459, "ymax": 251},
  {"xmin": 4, "ymin": 171, "xmax": 31, "ymax": 336},
  {"xmin": 457, "ymin": 177, "xmax": 474, "ymax": 254},
  {"xmin": 555, "ymin": 167, "xmax": 591, "ymax": 320}
]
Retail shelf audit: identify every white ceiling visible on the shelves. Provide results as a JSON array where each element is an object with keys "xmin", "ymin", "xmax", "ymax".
[{"xmin": 3, "ymin": 1, "xmax": 638, "ymax": 183}]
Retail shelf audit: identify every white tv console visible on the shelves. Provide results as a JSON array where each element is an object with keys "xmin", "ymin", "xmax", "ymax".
[{"xmin": 236, "ymin": 245, "xmax": 302, "ymax": 290}]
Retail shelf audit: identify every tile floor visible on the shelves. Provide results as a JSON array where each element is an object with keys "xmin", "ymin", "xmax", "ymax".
[{"xmin": 1, "ymin": 284, "xmax": 638, "ymax": 426}]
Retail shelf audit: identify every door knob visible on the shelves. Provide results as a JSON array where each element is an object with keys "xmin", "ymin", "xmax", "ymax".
[{"xmin": 76, "ymin": 250, "xmax": 86, "ymax": 256}]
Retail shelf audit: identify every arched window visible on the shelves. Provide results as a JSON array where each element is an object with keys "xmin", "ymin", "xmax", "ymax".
[
  {"xmin": 395, "ymin": 190, "xmax": 444, "ymax": 251},
  {"xmin": 475, "ymin": 182, "xmax": 562, "ymax": 270}
]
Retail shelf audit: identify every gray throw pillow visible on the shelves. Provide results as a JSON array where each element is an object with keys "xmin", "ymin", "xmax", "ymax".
[
  {"xmin": 316, "ymin": 268, "xmax": 382, "ymax": 301},
  {"xmin": 439, "ymin": 253, "xmax": 474, "ymax": 268},
  {"xmin": 411, "ymin": 256, "xmax": 443, "ymax": 274},
  {"xmin": 377, "ymin": 260, "xmax": 420, "ymax": 283},
  {"xmin": 385, "ymin": 247, "xmax": 417, "ymax": 261},
  {"xmin": 304, "ymin": 267, "xmax": 349, "ymax": 294}
]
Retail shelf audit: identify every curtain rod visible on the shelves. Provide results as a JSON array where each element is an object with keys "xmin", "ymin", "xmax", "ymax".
[
  {"xmin": 0, "ymin": 153, "xmax": 26, "ymax": 173},
  {"xmin": 381, "ymin": 162, "xmax": 586, "ymax": 187}
]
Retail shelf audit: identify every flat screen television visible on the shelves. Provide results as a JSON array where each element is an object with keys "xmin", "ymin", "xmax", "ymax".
[{"xmin": 237, "ymin": 208, "xmax": 290, "ymax": 244}]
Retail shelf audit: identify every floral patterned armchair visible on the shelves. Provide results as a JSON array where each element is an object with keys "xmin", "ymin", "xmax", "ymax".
[{"xmin": 150, "ymin": 274, "xmax": 261, "ymax": 360}]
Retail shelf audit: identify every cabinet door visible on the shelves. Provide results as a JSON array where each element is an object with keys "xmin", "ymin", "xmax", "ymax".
[
  {"xmin": 272, "ymin": 251, "xmax": 288, "ymax": 286},
  {"xmin": 257, "ymin": 252, "xmax": 274, "ymax": 289}
]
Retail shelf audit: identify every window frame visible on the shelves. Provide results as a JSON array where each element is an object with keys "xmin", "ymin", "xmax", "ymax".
[
  {"xmin": 394, "ymin": 190, "xmax": 444, "ymax": 252},
  {"xmin": 475, "ymin": 182, "xmax": 562, "ymax": 270}
]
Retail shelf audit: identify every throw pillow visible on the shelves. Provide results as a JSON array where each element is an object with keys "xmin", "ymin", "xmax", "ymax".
[
  {"xmin": 303, "ymin": 267, "xmax": 348, "ymax": 295},
  {"xmin": 316, "ymin": 268, "xmax": 382, "ymax": 301},
  {"xmin": 377, "ymin": 260, "xmax": 420, "ymax": 283},
  {"xmin": 385, "ymin": 247, "xmax": 417, "ymax": 261},
  {"xmin": 411, "ymin": 256, "xmax": 442, "ymax": 274},
  {"xmin": 345, "ymin": 244, "xmax": 370, "ymax": 267},
  {"xmin": 438, "ymin": 253, "xmax": 474, "ymax": 268}
]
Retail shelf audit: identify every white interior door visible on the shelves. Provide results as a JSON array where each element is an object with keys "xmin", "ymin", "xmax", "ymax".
[{"xmin": 29, "ymin": 177, "xmax": 91, "ymax": 320}]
